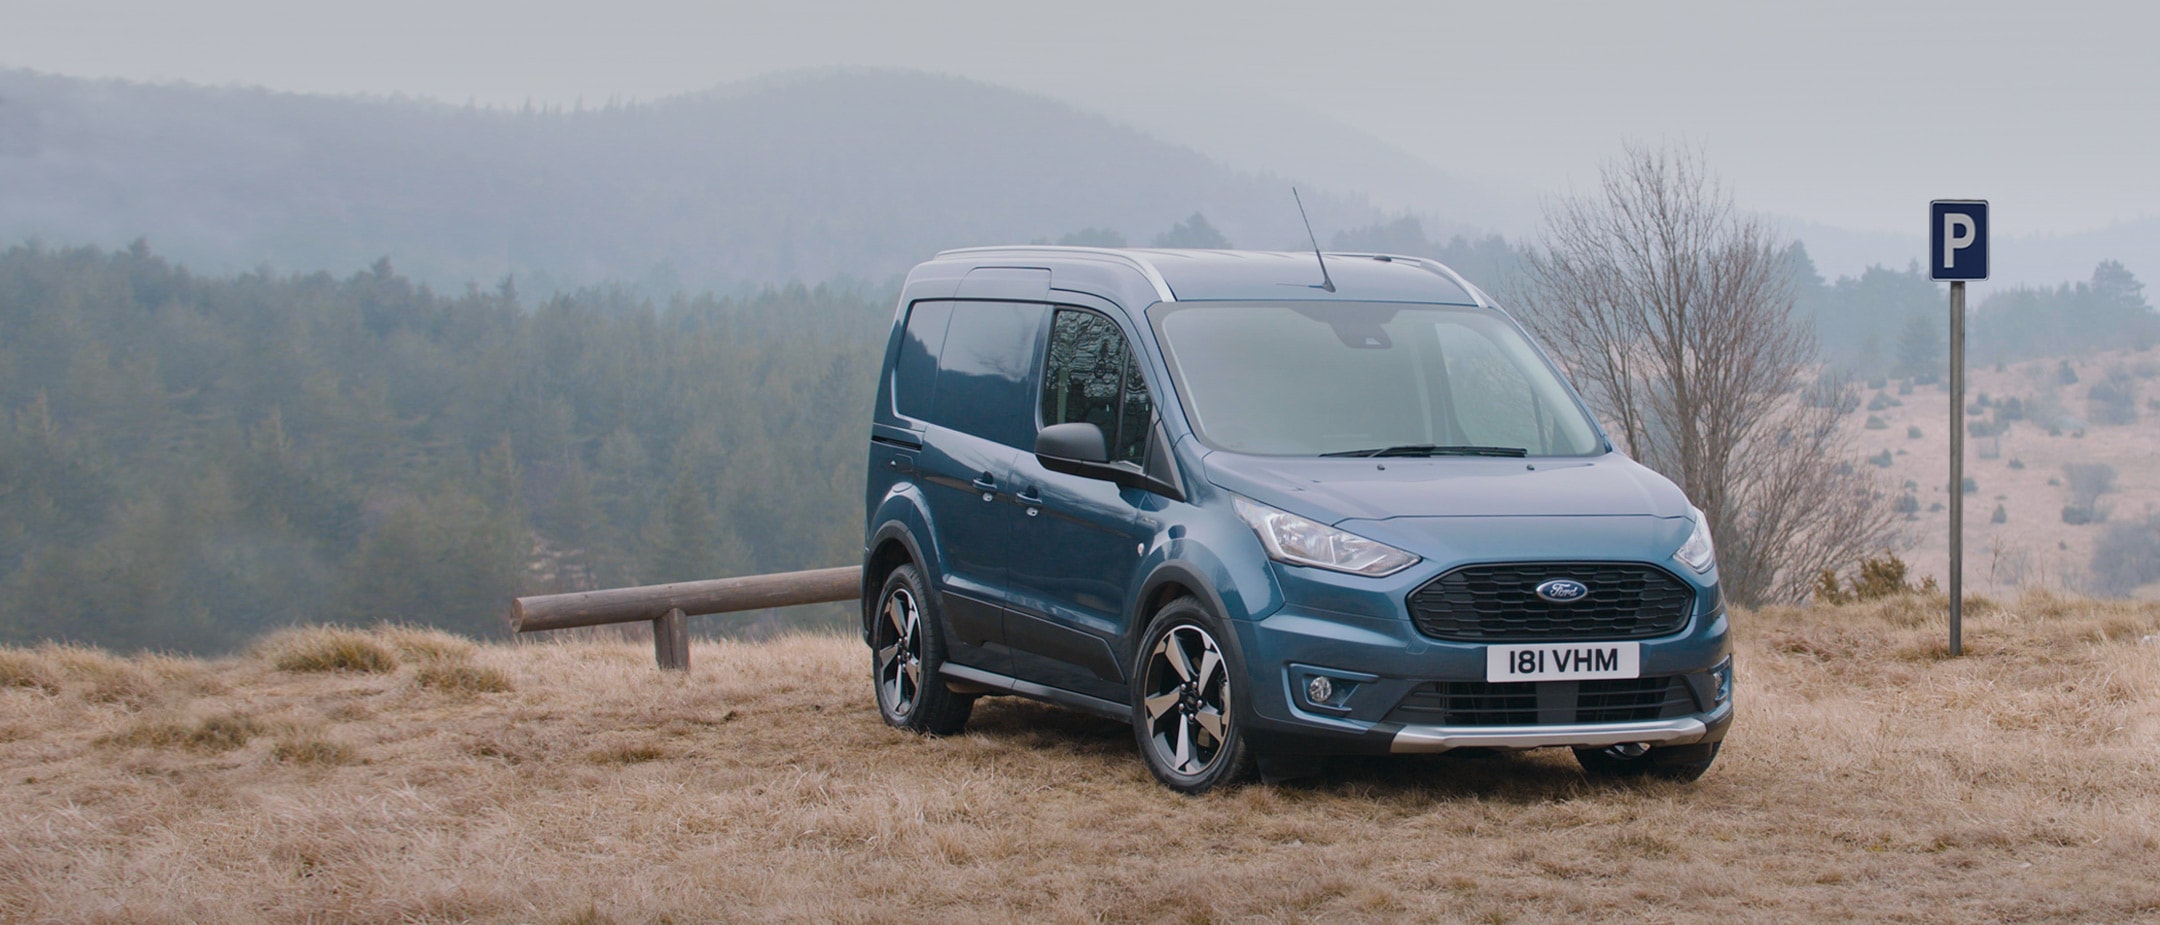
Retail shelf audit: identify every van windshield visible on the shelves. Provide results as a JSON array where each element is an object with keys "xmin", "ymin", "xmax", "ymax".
[{"xmin": 1152, "ymin": 301, "xmax": 1603, "ymax": 457}]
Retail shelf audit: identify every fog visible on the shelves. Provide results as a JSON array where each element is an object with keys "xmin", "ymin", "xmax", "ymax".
[{"xmin": 5, "ymin": 0, "xmax": 2157, "ymax": 246}]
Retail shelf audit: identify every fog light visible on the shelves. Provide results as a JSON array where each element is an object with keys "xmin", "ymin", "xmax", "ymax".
[
  {"xmin": 1306, "ymin": 675, "xmax": 1333, "ymax": 704},
  {"xmin": 1712, "ymin": 657, "xmax": 1734, "ymax": 705}
]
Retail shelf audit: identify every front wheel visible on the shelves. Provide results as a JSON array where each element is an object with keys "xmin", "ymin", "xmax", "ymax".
[
  {"xmin": 1573, "ymin": 741, "xmax": 1720, "ymax": 783},
  {"xmin": 1132, "ymin": 599, "xmax": 1257, "ymax": 794},
  {"xmin": 870, "ymin": 564, "xmax": 973, "ymax": 735}
]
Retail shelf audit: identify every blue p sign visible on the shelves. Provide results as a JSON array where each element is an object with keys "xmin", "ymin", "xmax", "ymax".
[{"xmin": 1930, "ymin": 200, "xmax": 1988, "ymax": 281}]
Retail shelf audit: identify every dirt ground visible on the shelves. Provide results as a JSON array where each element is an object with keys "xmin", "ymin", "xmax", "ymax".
[{"xmin": 3, "ymin": 596, "xmax": 2158, "ymax": 924}]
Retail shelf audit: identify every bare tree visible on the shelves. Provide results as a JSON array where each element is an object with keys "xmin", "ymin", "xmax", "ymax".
[{"xmin": 1515, "ymin": 143, "xmax": 1897, "ymax": 606}]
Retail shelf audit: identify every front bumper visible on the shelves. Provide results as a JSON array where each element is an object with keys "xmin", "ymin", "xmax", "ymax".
[
  {"xmin": 1390, "ymin": 700, "xmax": 1733, "ymax": 753},
  {"xmin": 1228, "ymin": 597, "xmax": 1733, "ymax": 756}
]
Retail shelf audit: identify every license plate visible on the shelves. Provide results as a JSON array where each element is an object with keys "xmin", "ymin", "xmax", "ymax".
[{"xmin": 1486, "ymin": 642, "xmax": 1640, "ymax": 682}]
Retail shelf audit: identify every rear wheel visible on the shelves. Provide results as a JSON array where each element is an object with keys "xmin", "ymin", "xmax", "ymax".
[
  {"xmin": 1573, "ymin": 741, "xmax": 1720, "ymax": 783},
  {"xmin": 1133, "ymin": 598, "xmax": 1257, "ymax": 794},
  {"xmin": 870, "ymin": 564, "xmax": 973, "ymax": 735}
]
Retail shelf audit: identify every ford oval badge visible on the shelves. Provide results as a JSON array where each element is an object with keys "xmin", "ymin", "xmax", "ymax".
[{"xmin": 1535, "ymin": 579, "xmax": 1589, "ymax": 603}]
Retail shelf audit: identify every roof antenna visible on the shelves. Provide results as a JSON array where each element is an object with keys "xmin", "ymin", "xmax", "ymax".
[{"xmin": 1292, "ymin": 188, "xmax": 1336, "ymax": 293}]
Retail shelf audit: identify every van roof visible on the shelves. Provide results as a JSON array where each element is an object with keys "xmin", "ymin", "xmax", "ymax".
[{"xmin": 929, "ymin": 247, "xmax": 1488, "ymax": 307}]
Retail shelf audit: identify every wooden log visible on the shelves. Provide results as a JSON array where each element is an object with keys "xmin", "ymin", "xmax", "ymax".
[
  {"xmin": 653, "ymin": 608, "xmax": 690, "ymax": 671},
  {"xmin": 514, "ymin": 565, "xmax": 861, "ymax": 633}
]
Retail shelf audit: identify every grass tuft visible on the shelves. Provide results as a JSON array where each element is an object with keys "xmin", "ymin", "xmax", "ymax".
[
  {"xmin": 49, "ymin": 647, "xmax": 161, "ymax": 707},
  {"xmin": 589, "ymin": 741, "xmax": 667, "ymax": 765},
  {"xmin": 376, "ymin": 624, "xmax": 477, "ymax": 663},
  {"xmin": 0, "ymin": 649, "xmax": 61, "ymax": 694},
  {"xmin": 273, "ymin": 736, "xmax": 357, "ymax": 766},
  {"xmin": 414, "ymin": 661, "xmax": 513, "ymax": 694},
  {"xmin": 101, "ymin": 712, "xmax": 265, "ymax": 752},
  {"xmin": 259, "ymin": 627, "xmax": 400, "ymax": 674}
]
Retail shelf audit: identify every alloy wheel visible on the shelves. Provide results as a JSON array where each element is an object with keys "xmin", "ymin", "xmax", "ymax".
[{"xmin": 1141, "ymin": 624, "xmax": 1233, "ymax": 777}]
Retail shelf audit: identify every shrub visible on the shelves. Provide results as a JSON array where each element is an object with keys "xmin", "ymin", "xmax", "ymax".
[
  {"xmin": 1868, "ymin": 450, "xmax": 1893, "ymax": 468},
  {"xmin": 2091, "ymin": 514, "xmax": 2160, "ymax": 595},
  {"xmin": 1865, "ymin": 415, "xmax": 1888, "ymax": 430},
  {"xmin": 1991, "ymin": 504, "xmax": 2007, "ymax": 524},
  {"xmin": 2059, "ymin": 360, "xmax": 2080, "ymax": 385},
  {"xmin": 1962, "ymin": 477, "xmax": 1978, "ymax": 495},
  {"xmin": 1868, "ymin": 393, "xmax": 1892, "ymax": 412},
  {"xmin": 1907, "ymin": 425, "xmax": 1923, "ymax": 439},
  {"xmin": 2062, "ymin": 463, "xmax": 2118, "ymax": 524},
  {"xmin": 260, "ymin": 627, "xmax": 399, "ymax": 674},
  {"xmin": 2009, "ymin": 458, "xmax": 2025, "ymax": 469},
  {"xmin": 2088, "ymin": 367, "xmax": 2138, "ymax": 425},
  {"xmin": 1813, "ymin": 553, "xmax": 1937, "ymax": 605},
  {"xmin": 1893, "ymin": 492, "xmax": 1919, "ymax": 515}
]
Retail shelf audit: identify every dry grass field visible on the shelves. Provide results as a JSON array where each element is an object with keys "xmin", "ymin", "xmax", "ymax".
[
  {"xmin": 1850, "ymin": 347, "xmax": 2160, "ymax": 596},
  {"xmin": 3, "ymin": 597, "xmax": 2159, "ymax": 924}
]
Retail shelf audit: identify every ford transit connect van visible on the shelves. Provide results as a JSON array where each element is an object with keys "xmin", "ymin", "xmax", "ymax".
[{"xmin": 861, "ymin": 247, "xmax": 1732, "ymax": 793}]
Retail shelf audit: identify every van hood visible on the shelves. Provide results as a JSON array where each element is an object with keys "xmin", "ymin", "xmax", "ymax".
[{"xmin": 1200, "ymin": 451, "xmax": 1693, "ymax": 525}]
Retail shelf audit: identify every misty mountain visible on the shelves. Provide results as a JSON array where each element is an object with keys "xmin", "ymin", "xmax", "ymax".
[{"xmin": 0, "ymin": 67, "xmax": 1410, "ymax": 294}]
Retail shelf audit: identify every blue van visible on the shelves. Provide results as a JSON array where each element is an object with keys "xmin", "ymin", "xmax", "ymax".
[{"xmin": 861, "ymin": 247, "xmax": 1732, "ymax": 793}]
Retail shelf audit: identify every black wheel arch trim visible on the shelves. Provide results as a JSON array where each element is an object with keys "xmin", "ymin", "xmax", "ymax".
[{"xmin": 863, "ymin": 520, "xmax": 934, "ymax": 642}]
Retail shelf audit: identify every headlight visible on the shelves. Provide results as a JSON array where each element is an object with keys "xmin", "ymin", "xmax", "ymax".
[
  {"xmin": 1675, "ymin": 507, "xmax": 1716, "ymax": 573},
  {"xmin": 1231, "ymin": 496, "xmax": 1419, "ymax": 577}
]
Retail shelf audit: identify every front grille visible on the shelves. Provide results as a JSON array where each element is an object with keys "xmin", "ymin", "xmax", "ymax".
[
  {"xmin": 1577, "ymin": 677, "xmax": 1695, "ymax": 723},
  {"xmin": 1385, "ymin": 677, "xmax": 1696, "ymax": 727},
  {"xmin": 1408, "ymin": 562, "xmax": 1695, "ymax": 642},
  {"xmin": 1390, "ymin": 681, "xmax": 1539, "ymax": 726}
]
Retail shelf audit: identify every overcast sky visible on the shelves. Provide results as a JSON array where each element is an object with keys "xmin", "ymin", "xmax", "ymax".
[{"xmin": 5, "ymin": 0, "xmax": 2155, "ymax": 239}]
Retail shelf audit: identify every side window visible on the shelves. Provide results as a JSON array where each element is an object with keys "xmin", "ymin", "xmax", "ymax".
[
  {"xmin": 893, "ymin": 300, "xmax": 952, "ymax": 422},
  {"xmin": 1041, "ymin": 309, "xmax": 1153, "ymax": 465},
  {"xmin": 930, "ymin": 301, "xmax": 1047, "ymax": 449}
]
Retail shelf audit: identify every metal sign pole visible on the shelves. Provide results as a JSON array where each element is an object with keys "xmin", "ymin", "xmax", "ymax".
[{"xmin": 1948, "ymin": 280, "xmax": 1965, "ymax": 656}]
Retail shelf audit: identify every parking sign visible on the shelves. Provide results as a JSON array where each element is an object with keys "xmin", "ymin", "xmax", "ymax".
[{"xmin": 1930, "ymin": 200, "xmax": 1988, "ymax": 281}]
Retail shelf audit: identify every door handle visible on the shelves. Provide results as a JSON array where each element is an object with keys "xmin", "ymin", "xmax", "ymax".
[
  {"xmin": 972, "ymin": 472, "xmax": 997, "ymax": 500},
  {"xmin": 1016, "ymin": 489, "xmax": 1043, "ymax": 516}
]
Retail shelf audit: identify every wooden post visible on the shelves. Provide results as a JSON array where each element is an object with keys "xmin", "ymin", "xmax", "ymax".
[{"xmin": 653, "ymin": 607, "xmax": 690, "ymax": 671}]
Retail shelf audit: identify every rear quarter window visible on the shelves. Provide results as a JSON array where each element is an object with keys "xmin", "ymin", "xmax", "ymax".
[
  {"xmin": 929, "ymin": 301, "xmax": 1048, "ymax": 449},
  {"xmin": 893, "ymin": 300, "xmax": 953, "ymax": 422}
]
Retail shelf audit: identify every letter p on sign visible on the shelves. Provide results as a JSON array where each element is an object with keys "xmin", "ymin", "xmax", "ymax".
[{"xmin": 1930, "ymin": 200, "xmax": 1989, "ymax": 281}]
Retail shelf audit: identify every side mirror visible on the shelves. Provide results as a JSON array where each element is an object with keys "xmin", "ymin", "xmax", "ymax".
[
  {"xmin": 1035, "ymin": 422, "xmax": 1110, "ymax": 463},
  {"xmin": 1034, "ymin": 421, "xmax": 1185, "ymax": 502}
]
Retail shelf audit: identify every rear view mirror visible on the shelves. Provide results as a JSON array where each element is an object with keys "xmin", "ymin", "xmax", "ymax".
[
  {"xmin": 1035, "ymin": 422, "xmax": 1109, "ymax": 463},
  {"xmin": 1034, "ymin": 422, "xmax": 1185, "ymax": 502}
]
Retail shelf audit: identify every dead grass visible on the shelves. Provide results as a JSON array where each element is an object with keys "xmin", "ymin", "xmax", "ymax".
[
  {"xmin": 413, "ymin": 660, "xmax": 514, "ymax": 694},
  {"xmin": 273, "ymin": 735, "xmax": 357, "ymax": 767},
  {"xmin": 258, "ymin": 626, "xmax": 400, "ymax": 673},
  {"xmin": 2, "ymin": 598, "xmax": 2158, "ymax": 923}
]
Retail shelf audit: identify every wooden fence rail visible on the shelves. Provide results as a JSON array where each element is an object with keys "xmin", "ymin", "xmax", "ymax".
[{"xmin": 512, "ymin": 566, "xmax": 861, "ymax": 671}]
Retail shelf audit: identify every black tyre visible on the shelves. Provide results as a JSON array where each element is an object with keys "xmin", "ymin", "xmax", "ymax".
[
  {"xmin": 870, "ymin": 564, "xmax": 973, "ymax": 735},
  {"xmin": 1132, "ymin": 598, "xmax": 1257, "ymax": 794},
  {"xmin": 1573, "ymin": 741, "xmax": 1720, "ymax": 783}
]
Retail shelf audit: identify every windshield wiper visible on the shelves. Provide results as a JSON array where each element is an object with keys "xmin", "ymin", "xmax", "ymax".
[{"xmin": 1319, "ymin": 444, "xmax": 1529, "ymax": 458}]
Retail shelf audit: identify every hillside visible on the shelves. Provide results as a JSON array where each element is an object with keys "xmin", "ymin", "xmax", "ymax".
[
  {"xmin": 0, "ymin": 67, "xmax": 1395, "ymax": 294},
  {"xmin": 1845, "ymin": 346, "xmax": 2160, "ymax": 596},
  {"xmin": 3, "ymin": 598, "xmax": 2156, "ymax": 923}
]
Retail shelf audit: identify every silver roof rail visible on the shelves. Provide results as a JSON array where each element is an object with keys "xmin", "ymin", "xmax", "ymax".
[
  {"xmin": 934, "ymin": 245, "xmax": 1177, "ymax": 304},
  {"xmin": 1327, "ymin": 252, "xmax": 1494, "ymax": 310}
]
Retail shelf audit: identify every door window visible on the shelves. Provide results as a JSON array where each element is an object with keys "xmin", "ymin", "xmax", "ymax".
[{"xmin": 1041, "ymin": 309, "xmax": 1152, "ymax": 464}]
